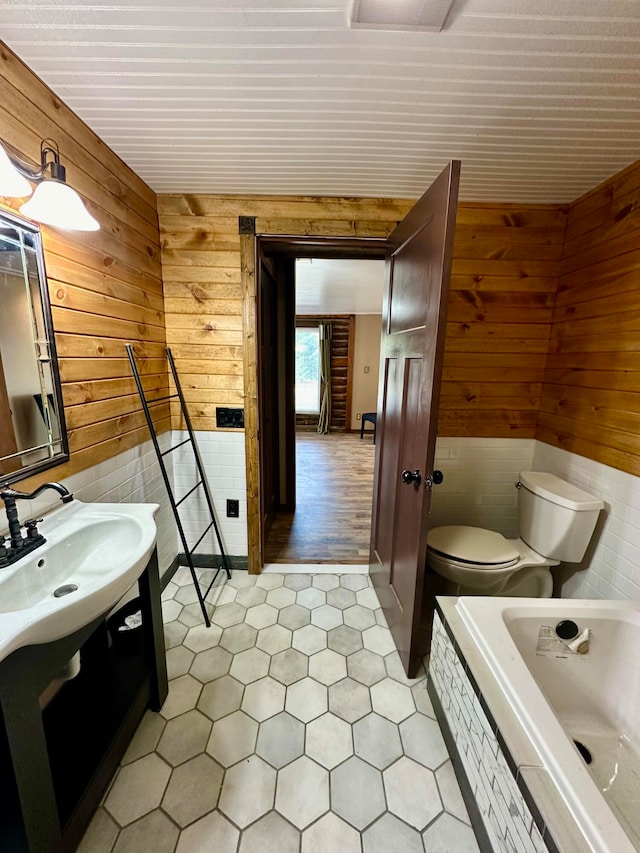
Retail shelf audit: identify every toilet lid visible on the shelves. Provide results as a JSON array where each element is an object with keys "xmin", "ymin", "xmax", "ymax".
[{"xmin": 427, "ymin": 526, "xmax": 519, "ymax": 566}]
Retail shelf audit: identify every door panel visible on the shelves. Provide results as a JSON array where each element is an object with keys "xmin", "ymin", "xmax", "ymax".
[{"xmin": 370, "ymin": 161, "xmax": 461, "ymax": 675}]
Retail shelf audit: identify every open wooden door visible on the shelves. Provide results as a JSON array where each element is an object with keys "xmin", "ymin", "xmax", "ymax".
[{"xmin": 370, "ymin": 161, "xmax": 460, "ymax": 676}]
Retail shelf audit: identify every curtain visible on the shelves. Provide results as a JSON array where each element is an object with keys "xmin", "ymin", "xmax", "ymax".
[{"xmin": 317, "ymin": 321, "xmax": 332, "ymax": 434}]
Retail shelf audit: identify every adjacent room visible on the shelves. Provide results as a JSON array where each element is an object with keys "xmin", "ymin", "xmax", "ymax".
[{"xmin": 0, "ymin": 2, "xmax": 639, "ymax": 852}]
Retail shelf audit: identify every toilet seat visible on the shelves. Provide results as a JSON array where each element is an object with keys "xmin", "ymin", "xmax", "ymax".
[{"xmin": 427, "ymin": 525, "xmax": 520, "ymax": 570}]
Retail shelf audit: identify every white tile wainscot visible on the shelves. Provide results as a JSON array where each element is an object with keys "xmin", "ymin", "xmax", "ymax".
[
  {"xmin": 170, "ymin": 429, "xmax": 248, "ymax": 562},
  {"xmin": 6, "ymin": 433, "xmax": 178, "ymax": 575},
  {"xmin": 532, "ymin": 442, "xmax": 640, "ymax": 601},
  {"xmin": 428, "ymin": 599, "xmax": 591, "ymax": 853}
]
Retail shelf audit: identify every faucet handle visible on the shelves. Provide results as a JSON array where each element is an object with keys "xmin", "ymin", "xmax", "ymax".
[{"xmin": 24, "ymin": 518, "xmax": 43, "ymax": 539}]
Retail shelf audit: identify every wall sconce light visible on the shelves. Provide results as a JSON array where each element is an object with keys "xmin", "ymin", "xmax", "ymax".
[{"xmin": 0, "ymin": 138, "xmax": 99, "ymax": 231}]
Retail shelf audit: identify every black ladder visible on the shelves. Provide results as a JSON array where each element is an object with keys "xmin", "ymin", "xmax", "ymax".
[{"xmin": 126, "ymin": 344, "xmax": 231, "ymax": 628}]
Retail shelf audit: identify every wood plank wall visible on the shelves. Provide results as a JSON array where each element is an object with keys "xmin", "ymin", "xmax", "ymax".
[
  {"xmin": 537, "ymin": 161, "xmax": 640, "ymax": 476},
  {"xmin": 159, "ymin": 195, "xmax": 565, "ymax": 439},
  {"xmin": 0, "ymin": 43, "xmax": 168, "ymax": 489},
  {"xmin": 295, "ymin": 315, "xmax": 354, "ymax": 431}
]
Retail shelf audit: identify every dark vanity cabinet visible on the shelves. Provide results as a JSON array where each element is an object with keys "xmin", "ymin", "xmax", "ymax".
[{"xmin": 0, "ymin": 549, "xmax": 168, "ymax": 853}]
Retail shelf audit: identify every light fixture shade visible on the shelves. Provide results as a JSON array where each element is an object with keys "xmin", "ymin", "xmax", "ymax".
[
  {"xmin": 0, "ymin": 142, "xmax": 33, "ymax": 198},
  {"xmin": 20, "ymin": 180, "xmax": 99, "ymax": 231}
]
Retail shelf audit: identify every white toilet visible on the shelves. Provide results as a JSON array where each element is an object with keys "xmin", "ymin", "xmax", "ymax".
[{"xmin": 426, "ymin": 471, "xmax": 604, "ymax": 597}]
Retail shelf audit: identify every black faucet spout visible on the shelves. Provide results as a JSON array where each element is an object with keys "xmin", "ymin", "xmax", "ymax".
[{"xmin": 0, "ymin": 482, "xmax": 74, "ymax": 562}]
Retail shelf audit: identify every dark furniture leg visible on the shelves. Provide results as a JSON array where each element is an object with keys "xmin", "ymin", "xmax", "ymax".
[{"xmin": 139, "ymin": 548, "xmax": 168, "ymax": 710}]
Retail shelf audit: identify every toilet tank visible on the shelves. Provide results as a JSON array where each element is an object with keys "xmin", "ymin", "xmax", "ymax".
[{"xmin": 517, "ymin": 471, "xmax": 604, "ymax": 562}]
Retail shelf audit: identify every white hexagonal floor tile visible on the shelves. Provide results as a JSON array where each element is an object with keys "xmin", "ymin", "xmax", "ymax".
[
  {"xmin": 219, "ymin": 623, "xmax": 258, "ymax": 654},
  {"xmin": 266, "ymin": 586, "xmax": 297, "ymax": 609},
  {"xmin": 278, "ymin": 604, "xmax": 311, "ymax": 631},
  {"xmin": 312, "ymin": 574, "xmax": 340, "ymax": 591},
  {"xmin": 343, "ymin": 604, "xmax": 377, "ymax": 631},
  {"xmin": 197, "ymin": 675, "xmax": 244, "ymax": 721},
  {"xmin": 328, "ymin": 678, "xmax": 371, "ymax": 723},
  {"xmin": 422, "ymin": 813, "xmax": 480, "ymax": 852},
  {"xmin": 292, "ymin": 624, "xmax": 327, "ymax": 656},
  {"xmin": 347, "ymin": 649, "xmax": 386, "ymax": 687},
  {"xmin": 383, "ymin": 756, "xmax": 442, "ymax": 830},
  {"xmin": 256, "ymin": 623, "xmax": 292, "ymax": 655},
  {"xmin": 207, "ymin": 710, "xmax": 258, "ymax": 767},
  {"xmin": 353, "ymin": 712, "xmax": 403, "ymax": 770},
  {"xmin": 308, "ymin": 649, "xmax": 347, "ymax": 686},
  {"xmin": 159, "ymin": 674, "xmax": 203, "ymax": 720},
  {"xmin": 363, "ymin": 813, "xmax": 424, "ymax": 853},
  {"xmin": 327, "ymin": 625, "xmax": 363, "ymax": 656},
  {"xmin": 362, "ymin": 625, "xmax": 397, "ymax": 656},
  {"xmin": 175, "ymin": 811, "xmax": 239, "ymax": 853},
  {"xmin": 275, "ymin": 756, "xmax": 329, "ymax": 829},
  {"xmin": 162, "ymin": 753, "xmax": 224, "ymax": 828},
  {"xmin": 235, "ymin": 585, "xmax": 267, "ymax": 608},
  {"xmin": 331, "ymin": 756, "xmax": 385, "ymax": 831},
  {"xmin": 399, "ymin": 712, "xmax": 449, "ymax": 769},
  {"xmin": 269, "ymin": 648, "xmax": 308, "ymax": 685},
  {"xmin": 302, "ymin": 812, "xmax": 360, "ymax": 853},
  {"xmin": 284, "ymin": 575, "xmax": 312, "ymax": 591},
  {"xmin": 311, "ymin": 605, "xmax": 343, "ymax": 631},
  {"xmin": 211, "ymin": 602, "xmax": 247, "ymax": 629},
  {"xmin": 370, "ymin": 678, "xmax": 415, "ymax": 723},
  {"xmin": 306, "ymin": 712, "xmax": 353, "ymax": 769},
  {"xmin": 255, "ymin": 573, "xmax": 284, "ymax": 590},
  {"xmin": 162, "ymin": 598, "xmax": 182, "ymax": 623},
  {"xmin": 297, "ymin": 587, "xmax": 326, "ymax": 610},
  {"xmin": 219, "ymin": 755, "xmax": 276, "ymax": 828},
  {"xmin": 156, "ymin": 709, "xmax": 212, "ymax": 767},
  {"xmin": 245, "ymin": 603, "xmax": 279, "ymax": 630},
  {"xmin": 229, "ymin": 647, "xmax": 270, "ymax": 684},
  {"xmin": 105, "ymin": 753, "xmax": 171, "ymax": 826},
  {"xmin": 355, "ymin": 588, "xmax": 380, "ymax": 610},
  {"xmin": 326, "ymin": 587, "xmax": 357, "ymax": 610},
  {"xmin": 285, "ymin": 677, "xmax": 328, "ymax": 723},
  {"xmin": 255, "ymin": 711, "xmax": 305, "ymax": 768},
  {"xmin": 112, "ymin": 809, "xmax": 178, "ymax": 853},
  {"xmin": 183, "ymin": 623, "xmax": 223, "ymax": 653},
  {"xmin": 340, "ymin": 575, "xmax": 370, "ymax": 591},
  {"xmin": 190, "ymin": 646, "xmax": 233, "ymax": 683},
  {"xmin": 241, "ymin": 676, "xmax": 286, "ymax": 722},
  {"xmin": 166, "ymin": 645, "xmax": 194, "ymax": 680},
  {"xmin": 239, "ymin": 811, "xmax": 300, "ymax": 853}
]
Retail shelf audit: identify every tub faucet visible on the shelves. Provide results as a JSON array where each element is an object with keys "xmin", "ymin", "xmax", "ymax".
[{"xmin": 0, "ymin": 482, "xmax": 73, "ymax": 567}]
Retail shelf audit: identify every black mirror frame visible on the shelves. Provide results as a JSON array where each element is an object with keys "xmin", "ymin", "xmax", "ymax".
[{"xmin": 0, "ymin": 207, "xmax": 69, "ymax": 484}]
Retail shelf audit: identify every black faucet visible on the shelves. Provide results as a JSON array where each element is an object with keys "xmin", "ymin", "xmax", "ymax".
[{"xmin": 0, "ymin": 482, "xmax": 74, "ymax": 568}]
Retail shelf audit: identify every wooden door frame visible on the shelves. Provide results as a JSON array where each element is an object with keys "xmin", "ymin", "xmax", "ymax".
[{"xmin": 240, "ymin": 220, "xmax": 388, "ymax": 573}]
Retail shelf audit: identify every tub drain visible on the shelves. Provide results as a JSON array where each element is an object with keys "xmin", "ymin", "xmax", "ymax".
[{"xmin": 573, "ymin": 740, "xmax": 592, "ymax": 764}]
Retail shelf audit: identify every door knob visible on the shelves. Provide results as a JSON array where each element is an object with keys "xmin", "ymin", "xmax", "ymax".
[
  {"xmin": 424, "ymin": 470, "xmax": 444, "ymax": 490},
  {"xmin": 401, "ymin": 469, "xmax": 421, "ymax": 486}
]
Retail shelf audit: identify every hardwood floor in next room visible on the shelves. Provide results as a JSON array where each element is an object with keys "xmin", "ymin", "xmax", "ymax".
[{"xmin": 265, "ymin": 432, "xmax": 376, "ymax": 564}]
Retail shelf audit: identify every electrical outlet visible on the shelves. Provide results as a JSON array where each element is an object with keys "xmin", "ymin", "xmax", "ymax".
[
  {"xmin": 356, "ymin": 413, "xmax": 361, "ymax": 420},
  {"xmin": 226, "ymin": 499, "xmax": 239, "ymax": 518}
]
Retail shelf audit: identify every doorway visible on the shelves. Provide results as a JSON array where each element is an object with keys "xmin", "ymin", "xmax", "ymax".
[
  {"xmin": 266, "ymin": 256, "xmax": 386, "ymax": 563},
  {"xmin": 255, "ymin": 245, "xmax": 387, "ymax": 566}
]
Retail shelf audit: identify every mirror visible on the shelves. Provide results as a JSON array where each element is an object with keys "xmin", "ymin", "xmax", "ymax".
[{"xmin": 0, "ymin": 208, "xmax": 68, "ymax": 482}]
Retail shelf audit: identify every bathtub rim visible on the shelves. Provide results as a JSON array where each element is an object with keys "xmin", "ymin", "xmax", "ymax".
[
  {"xmin": 434, "ymin": 596, "xmax": 639, "ymax": 853},
  {"xmin": 452, "ymin": 595, "xmax": 639, "ymax": 853}
]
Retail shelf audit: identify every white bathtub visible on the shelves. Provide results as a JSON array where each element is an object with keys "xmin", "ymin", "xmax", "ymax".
[{"xmin": 457, "ymin": 597, "xmax": 640, "ymax": 853}]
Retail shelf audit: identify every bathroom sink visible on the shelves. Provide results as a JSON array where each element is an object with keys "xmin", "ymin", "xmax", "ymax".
[{"xmin": 0, "ymin": 501, "xmax": 158, "ymax": 663}]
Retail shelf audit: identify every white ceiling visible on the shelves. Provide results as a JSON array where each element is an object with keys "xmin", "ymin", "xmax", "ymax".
[
  {"xmin": 2, "ymin": 1, "xmax": 640, "ymax": 202},
  {"xmin": 296, "ymin": 258, "xmax": 385, "ymax": 314}
]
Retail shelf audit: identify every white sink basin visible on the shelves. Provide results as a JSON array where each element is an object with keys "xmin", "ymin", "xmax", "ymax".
[{"xmin": 0, "ymin": 501, "xmax": 158, "ymax": 662}]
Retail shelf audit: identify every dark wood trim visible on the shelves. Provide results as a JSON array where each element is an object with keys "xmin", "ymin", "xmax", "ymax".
[
  {"xmin": 345, "ymin": 314, "xmax": 356, "ymax": 431},
  {"xmin": 240, "ymin": 231, "xmax": 261, "ymax": 574}
]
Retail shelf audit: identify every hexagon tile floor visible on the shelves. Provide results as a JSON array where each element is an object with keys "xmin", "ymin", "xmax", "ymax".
[{"xmin": 79, "ymin": 570, "xmax": 480, "ymax": 853}]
